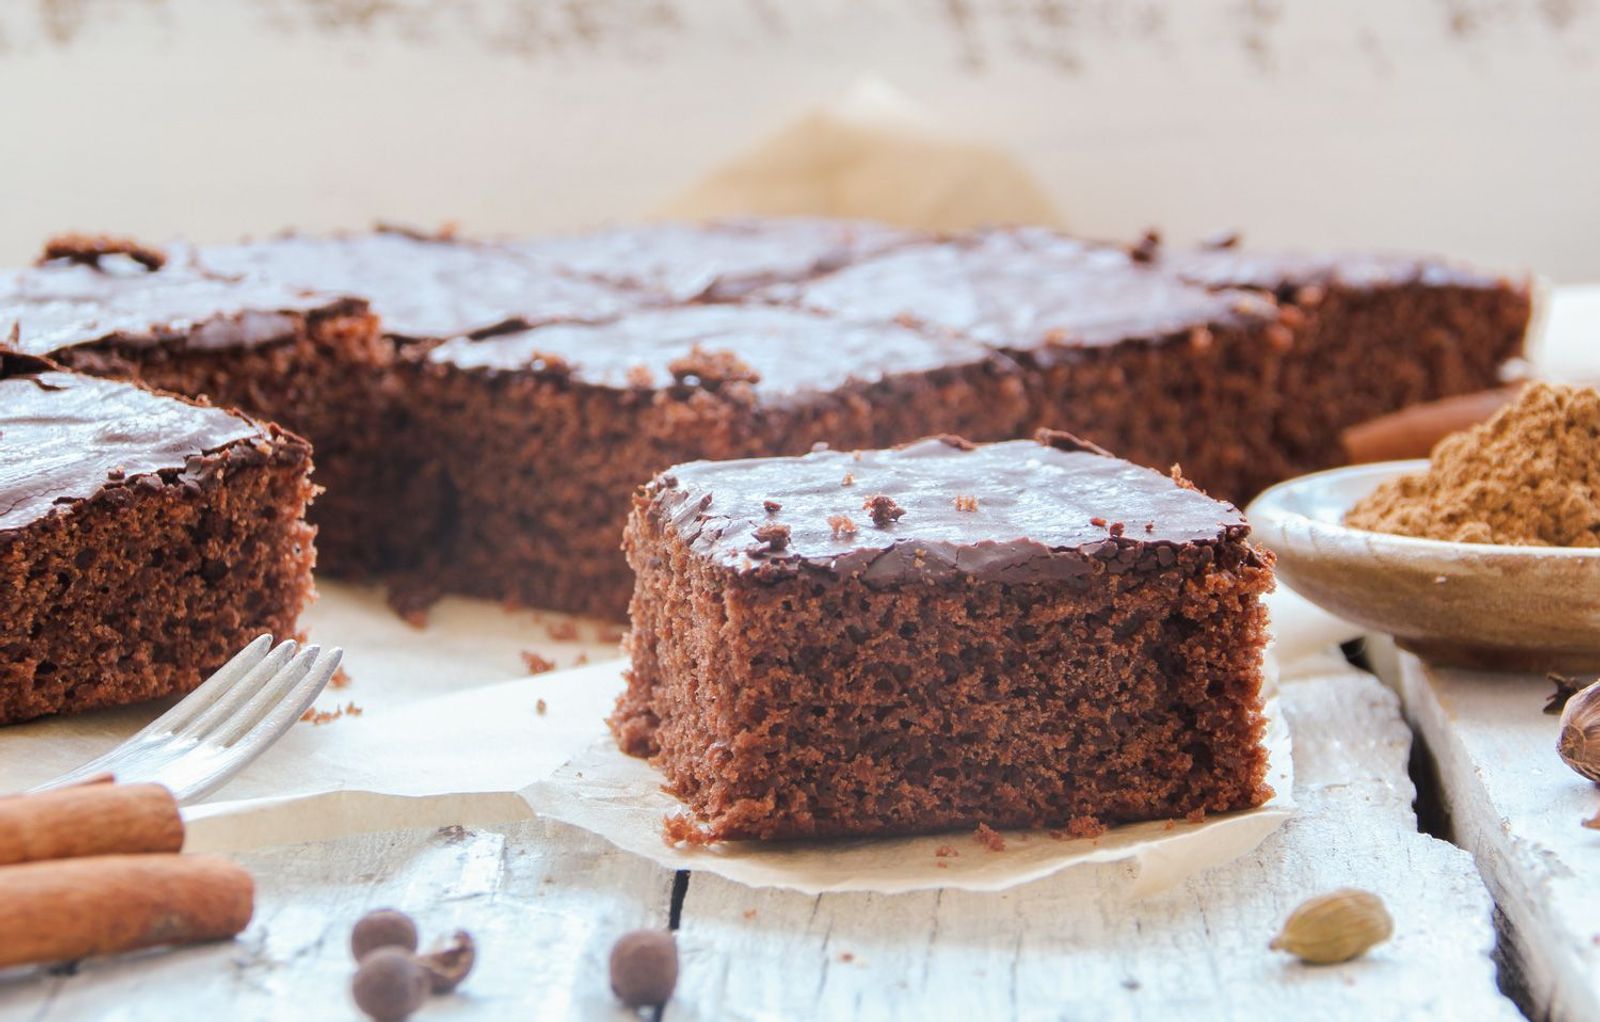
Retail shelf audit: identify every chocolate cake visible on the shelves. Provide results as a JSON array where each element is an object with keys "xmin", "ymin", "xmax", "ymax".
[
  {"xmin": 1157, "ymin": 239, "xmax": 1532, "ymax": 482},
  {"xmin": 1, "ymin": 220, "xmax": 1531, "ymax": 625},
  {"xmin": 405, "ymin": 303, "xmax": 1030, "ymax": 617},
  {"xmin": 0, "ymin": 354, "xmax": 315, "ymax": 723},
  {"xmin": 768, "ymin": 227, "xmax": 1530, "ymax": 499},
  {"xmin": 0, "ymin": 241, "xmax": 407, "ymax": 577},
  {"xmin": 612, "ymin": 432, "xmax": 1275, "ymax": 841}
]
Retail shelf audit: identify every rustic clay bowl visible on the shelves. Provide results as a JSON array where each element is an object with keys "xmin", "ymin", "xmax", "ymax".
[{"xmin": 1247, "ymin": 460, "xmax": 1600, "ymax": 673}]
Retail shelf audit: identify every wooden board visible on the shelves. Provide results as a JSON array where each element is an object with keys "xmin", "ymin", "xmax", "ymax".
[
  {"xmin": 1392, "ymin": 651, "xmax": 1600, "ymax": 1022},
  {"xmin": 0, "ymin": 667, "xmax": 1515, "ymax": 1018}
]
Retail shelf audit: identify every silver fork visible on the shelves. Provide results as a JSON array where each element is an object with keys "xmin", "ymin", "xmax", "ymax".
[{"xmin": 29, "ymin": 635, "xmax": 343, "ymax": 804}]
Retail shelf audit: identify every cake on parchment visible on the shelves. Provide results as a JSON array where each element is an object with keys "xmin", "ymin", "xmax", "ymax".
[
  {"xmin": 611, "ymin": 432, "xmax": 1275, "ymax": 841},
  {"xmin": 0, "ymin": 353, "xmax": 316, "ymax": 723}
]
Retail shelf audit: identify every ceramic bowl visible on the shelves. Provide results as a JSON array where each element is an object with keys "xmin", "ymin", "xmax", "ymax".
[{"xmin": 1247, "ymin": 460, "xmax": 1600, "ymax": 673}]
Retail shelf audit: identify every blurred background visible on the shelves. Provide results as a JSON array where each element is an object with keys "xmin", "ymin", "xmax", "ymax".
[{"xmin": 0, "ymin": 0, "xmax": 1596, "ymax": 279}]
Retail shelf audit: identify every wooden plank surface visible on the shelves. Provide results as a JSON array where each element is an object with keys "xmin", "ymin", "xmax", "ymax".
[
  {"xmin": 0, "ymin": 667, "xmax": 1520, "ymax": 1020},
  {"xmin": 0, "ymin": 817, "xmax": 677, "ymax": 1021},
  {"xmin": 1392, "ymin": 652, "xmax": 1600, "ymax": 1022},
  {"xmin": 667, "ymin": 667, "xmax": 1516, "ymax": 1021}
]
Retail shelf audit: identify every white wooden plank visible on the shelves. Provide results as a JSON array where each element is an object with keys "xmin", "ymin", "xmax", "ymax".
[
  {"xmin": 669, "ymin": 670, "xmax": 1519, "ymax": 1021},
  {"xmin": 0, "ymin": 817, "xmax": 677, "ymax": 1021},
  {"xmin": 1392, "ymin": 652, "xmax": 1600, "ymax": 1022}
]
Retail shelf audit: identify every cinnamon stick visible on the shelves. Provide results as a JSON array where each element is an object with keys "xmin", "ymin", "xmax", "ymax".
[
  {"xmin": 0, "ymin": 854, "xmax": 253, "ymax": 967},
  {"xmin": 0, "ymin": 783, "xmax": 183, "ymax": 866},
  {"xmin": 1340, "ymin": 386, "xmax": 1522, "ymax": 464}
]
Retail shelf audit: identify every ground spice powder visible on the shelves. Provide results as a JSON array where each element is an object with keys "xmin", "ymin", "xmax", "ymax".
[{"xmin": 1344, "ymin": 383, "xmax": 1600, "ymax": 546}]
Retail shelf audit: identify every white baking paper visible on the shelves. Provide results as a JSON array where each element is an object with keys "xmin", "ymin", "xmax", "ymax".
[
  {"xmin": 0, "ymin": 578, "xmax": 1311, "ymax": 896},
  {"xmin": 524, "ymin": 696, "xmax": 1293, "ymax": 897}
]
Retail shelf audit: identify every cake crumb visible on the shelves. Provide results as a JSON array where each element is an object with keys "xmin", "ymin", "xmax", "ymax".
[
  {"xmin": 39, "ymin": 232, "xmax": 166, "ymax": 271},
  {"xmin": 573, "ymin": 651, "xmax": 589, "ymax": 666},
  {"xmin": 841, "ymin": 473, "xmax": 855, "ymax": 487},
  {"xmin": 1109, "ymin": 522, "xmax": 1125, "ymax": 537},
  {"xmin": 329, "ymin": 666, "xmax": 352, "ymax": 690},
  {"xmin": 521, "ymin": 651, "xmax": 556, "ymax": 674},
  {"xmin": 1090, "ymin": 516, "xmax": 1107, "ymax": 527},
  {"xmin": 1064, "ymin": 816, "xmax": 1109, "ymax": 839},
  {"xmin": 597, "ymin": 624, "xmax": 627, "ymax": 644},
  {"xmin": 839, "ymin": 952, "xmax": 855, "ymax": 963},
  {"xmin": 546, "ymin": 621, "xmax": 580, "ymax": 641},
  {"xmin": 828, "ymin": 514, "xmax": 858, "ymax": 537},
  {"xmin": 934, "ymin": 844, "xmax": 959, "ymax": 858},
  {"xmin": 748, "ymin": 522, "xmax": 792, "ymax": 554},
  {"xmin": 300, "ymin": 702, "xmax": 359, "ymax": 726},
  {"xmin": 625, "ymin": 364, "xmax": 655, "ymax": 389},
  {"xmin": 763, "ymin": 499, "xmax": 782, "ymax": 515},
  {"xmin": 1127, "ymin": 227, "xmax": 1161, "ymax": 263},
  {"xmin": 973, "ymin": 823, "xmax": 1006, "ymax": 852},
  {"xmin": 935, "ymin": 861, "xmax": 949, "ymax": 869},
  {"xmin": 662, "ymin": 814, "xmax": 716, "ymax": 846},
  {"xmin": 668, "ymin": 345, "xmax": 760, "ymax": 387},
  {"xmin": 862, "ymin": 494, "xmax": 905, "ymax": 527},
  {"xmin": 1184, "ymin": 807, "xmax": 1207, "ymax": 824},
  {"xmin": 535, "ymin": 698, "xmax": 548, "ymax": 715},
  {"xmin": 742, "ymin": 909, "xmax": 757, "ymax": 920},
  {"xmin": 953, "ymin": 494, "xmax": 979, "ymax": 513}
]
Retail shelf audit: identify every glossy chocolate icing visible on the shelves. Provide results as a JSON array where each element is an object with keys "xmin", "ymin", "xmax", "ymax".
[
  {"xmin": 515, "ymin": 217, "xmax": 921, "ymax": 302},
  {"xmin": 0, "ymin": 250, "xmax": 355, "ymax": 356},
  {"xmin": 0, "ymin": 356, "xmax": 264, "ymax": 532},
  {"xmin": 647, "ymin": 434, "xmax": 1252, "ymax": 585},
  {"xmin": 1161, "ymin": 245, "xmax": 1513, "ymax": 294},
  {"xmin": 426, "ymin": 303, "xmax": 1013, "ymax": 400},
  {"xmin": 197, "ymin": 230, "xmax": 639, "ymax": 341},
  {"xmin": 768, "ymin": 229, "xmax": 1278, "ymax": 359}
]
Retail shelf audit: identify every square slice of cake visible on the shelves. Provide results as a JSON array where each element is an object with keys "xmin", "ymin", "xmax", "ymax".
[
  {"xmin": 612, "ymin": 431, "xmax": 1275, "ymax": 841},
  {"xmin": 0, "ymin": 354, "xmax": 316, "ymax": 723}
]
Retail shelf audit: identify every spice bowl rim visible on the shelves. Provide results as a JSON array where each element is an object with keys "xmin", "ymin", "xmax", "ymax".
[
  {"xmin": 1247, "ymin": 459, "xmax": 1600, "ymax": 674},
  {"xmin": 1247, "ymin": 459, "xmax": 1600, "ymax": 561}
]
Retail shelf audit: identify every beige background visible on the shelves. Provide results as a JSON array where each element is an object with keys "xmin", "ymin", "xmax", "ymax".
[{"xmin": 0, "ymin": 0, "xmax": 1597, "ymax": 279}]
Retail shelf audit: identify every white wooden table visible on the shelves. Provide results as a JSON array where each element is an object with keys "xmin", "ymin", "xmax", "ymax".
[{"xmin": 0, "ymin": 663, "xmax": 1529, "ymax": 1021}]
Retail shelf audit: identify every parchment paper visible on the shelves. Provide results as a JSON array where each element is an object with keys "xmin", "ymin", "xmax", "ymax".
[
  {"xmin": 524, "ymin": 696, "xmax": 1292, "ymax": 897},
  {"xmin": 0, "ymin": 579, "xmax": 1326, "ymax": 895}
]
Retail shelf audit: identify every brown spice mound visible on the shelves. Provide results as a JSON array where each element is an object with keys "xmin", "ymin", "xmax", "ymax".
[{"xmin": 1345, "ymin": 383, "xmax": 1600, "ymax": 546}]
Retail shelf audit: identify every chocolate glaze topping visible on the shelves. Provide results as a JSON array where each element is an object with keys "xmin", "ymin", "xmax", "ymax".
[
  {"xmin": 515, "ymin": 217, "xmax": 922, "ymax": 302},
  {"xmin": 768, "ymin": 228, "xmax": 1278, "ymax": 360},
  {"xmin": 426, "ymin": 303, "xmax": 1013, "ymax": 399},
  {"xmin": 648, "ymin": 434, "xmax": 1254, "ymax": 586},
  {"xmin": 1161, "ymin": 245, "xmax": 1514, "ymax": 295},
  {"xmin": 197, "ymin": 230, "xmax": 640, "ymax": 341},
  {"xmin": 0, "ymin": 250, "xmax": 356, "ymax": 357},
  {"xmin": 0, "ymin": 356, "xmax": 265, "ymax": 531}
]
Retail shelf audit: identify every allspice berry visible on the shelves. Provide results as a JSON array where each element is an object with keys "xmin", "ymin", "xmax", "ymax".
[
  {"xmin": 417, "ymin": 930, "xmax": 476, "ymax": 994},
  {"xmin": 1558, "ymin": 679, "xmax": 1600, "ymax": 783},
  {"xmin": 610, "ymin": 929, "xmax": 678, "ymax": 1008},
  {"xmin": 1270, "ymin": 888, "xmax": 1393, "ymax": 964},
  {"xmin": 352, "ymin": 946, "xmax": 430, "ymax": 1021},
  {"xmin": 351, "ymin": 909, "xmax": 419, "ymax": 961}
]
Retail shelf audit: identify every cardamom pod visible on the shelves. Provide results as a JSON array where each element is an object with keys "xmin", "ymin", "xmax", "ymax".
[
  {"xmin": 1557, "ymin": 679, "xmax": 1600, "ymax": 783},
  {"xmin": 1270, "ymin": 888, "xmax": 1393, "ymax": 964}
]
